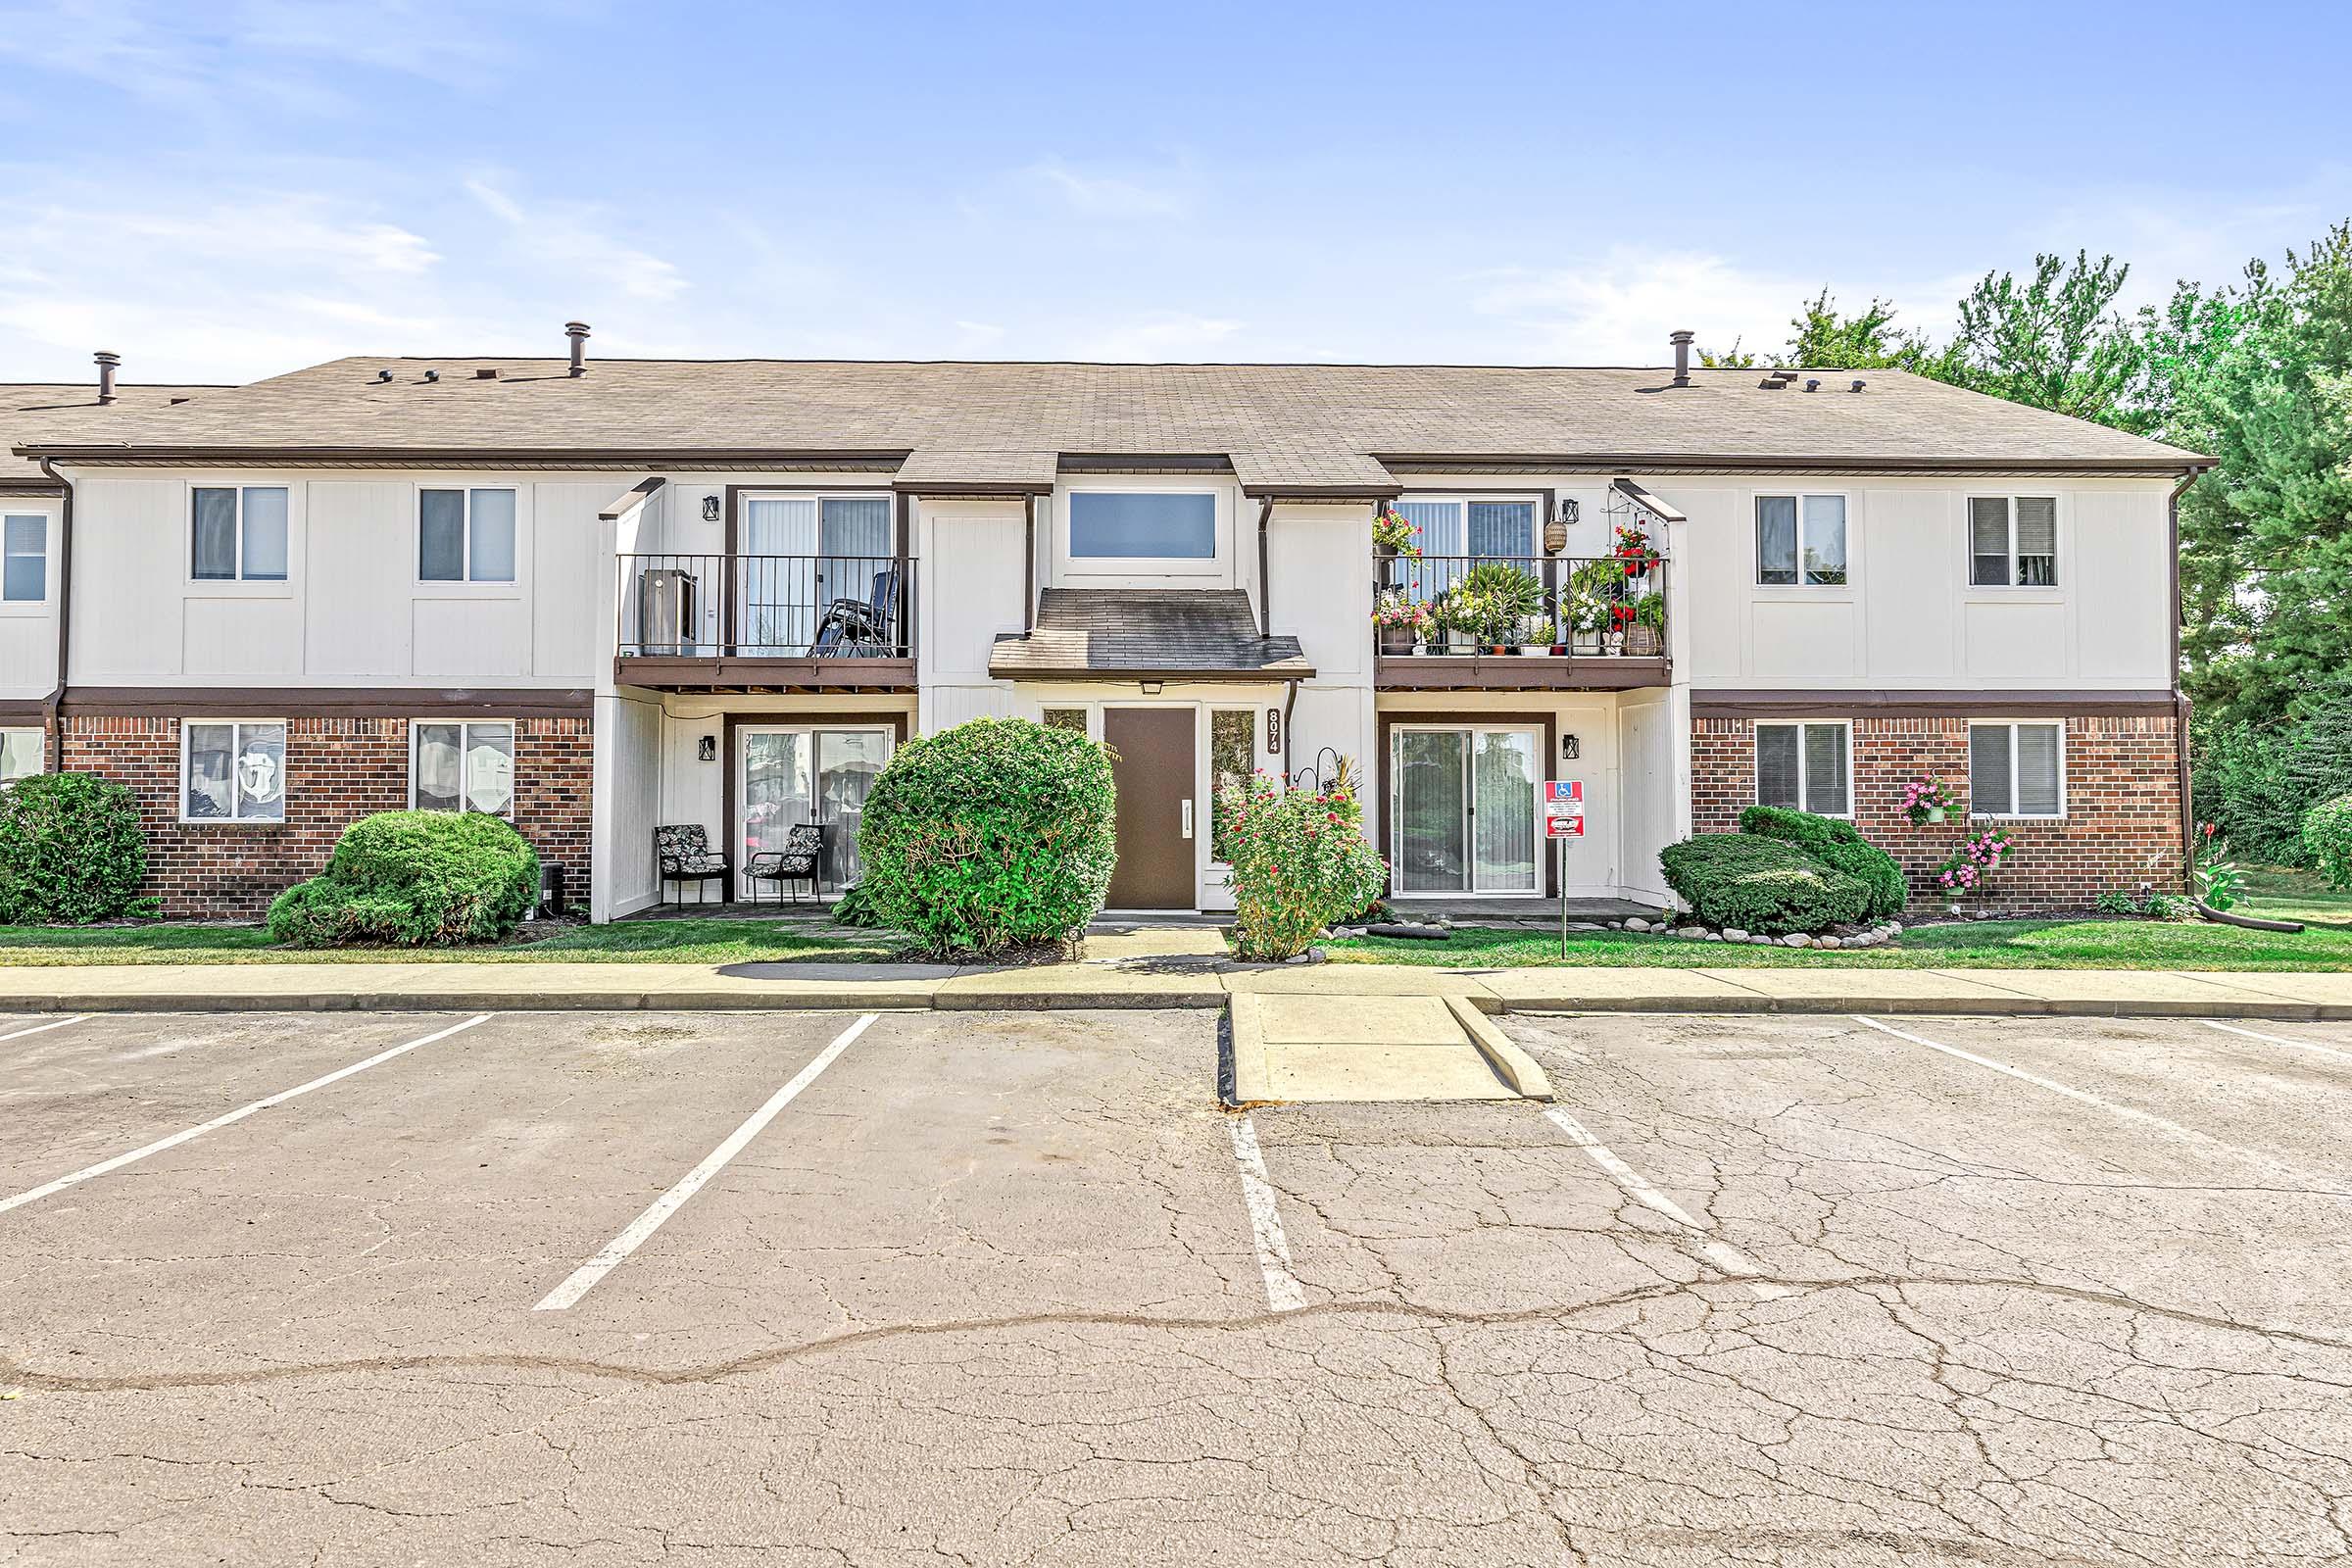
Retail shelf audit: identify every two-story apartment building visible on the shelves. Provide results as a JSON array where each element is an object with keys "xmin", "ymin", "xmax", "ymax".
[{"xmin": 11, "ymin": 333, "xmax": 2210, "ymax": 922}]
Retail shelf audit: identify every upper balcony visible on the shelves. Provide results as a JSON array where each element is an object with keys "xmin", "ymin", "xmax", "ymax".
[
  {"xmin": 1372, "ymin": 552, "xmax": 1669, "ymax": 690},
  {"xmin": 614, "ymin": 552, "xmax": 916, "ymax": 692}
]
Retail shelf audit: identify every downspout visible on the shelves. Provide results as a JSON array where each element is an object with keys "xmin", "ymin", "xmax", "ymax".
[
  {"xmin": 1255, "ymin": 497, "xmax": 1274, "ymax": 638},
  {"xmin": 2168, "ymin": 466, "xmax": 2202, "ymax": 888},
  {"xmin": 1021, "ymin": 493, "xmax": 1037, "ymax": 636},
  {"xmin": 36, "ymin": 457, "xmax": 73, "ymax": 772},
  {"xmin": 1282, "ymin": 679, "xmax": 1299, "ymax": 780}
]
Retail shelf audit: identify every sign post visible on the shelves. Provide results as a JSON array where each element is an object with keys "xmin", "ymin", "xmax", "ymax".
[{"xmin": 1544, "ymin": 781, "xmax": 1585, "ymax": 958}]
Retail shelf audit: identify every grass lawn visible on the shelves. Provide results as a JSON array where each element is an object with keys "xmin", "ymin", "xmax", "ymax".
[
  {"xmin": 1325, "ymin": 866, "xmax": 2352, "ymax": 971},
  {"xmin": 0, "ymin": 918, "xmax": 911, "ymax": 966}
]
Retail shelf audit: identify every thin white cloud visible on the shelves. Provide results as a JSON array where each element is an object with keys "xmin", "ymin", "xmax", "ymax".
[
  {"xmin": 463, "ymin": 177, "xmax": 687, "ymax": 304},
  {"xmin": 1078, "ymin": 312, "xmax": 1243, "ymax": 361},
  {"xmin": 1017, "ymin": 158, "xmax": 1193, "ymax": 220}
]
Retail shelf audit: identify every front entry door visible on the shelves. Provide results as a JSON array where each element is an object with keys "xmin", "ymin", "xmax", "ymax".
[{"xmin": 1104, "ymin": 708, "xmax": 1196, "ymax": 909}]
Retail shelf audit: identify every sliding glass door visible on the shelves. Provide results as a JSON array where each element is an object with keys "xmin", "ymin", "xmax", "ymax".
[
  {"xmin": 1390, "ymin": 725, "xmax": 1541, "ymax": 896},
  {"xmin": 737, "ymin": 494, "xmax": 895, "ymax": 653},
  {"xmin": 737, "ymin": 725, "xmax": 893, "ymax": 895}
]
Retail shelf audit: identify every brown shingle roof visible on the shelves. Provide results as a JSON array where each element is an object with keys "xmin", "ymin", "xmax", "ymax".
[
  {"xmin": 1, "ymin": 383, "xmax": 223, "ymax": 488},
  {"xmin": 14, "ymin": 358, "xmax": 2208, "ymax": 476},
  {"xmin": 990, "ymin": 589, "xmax": 1313, "ymax": 681},
  {"xmin": 892, "ymin": 448, "xmax": 1057, "ymax": 492}
]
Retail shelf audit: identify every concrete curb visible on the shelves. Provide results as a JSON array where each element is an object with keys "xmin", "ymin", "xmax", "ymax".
[{"xmin": 1443, "ymin": 996, "xmax": 1555, "ymax": 1100}]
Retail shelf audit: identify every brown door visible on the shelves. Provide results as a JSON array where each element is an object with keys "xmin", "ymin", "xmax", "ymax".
[{"xmin": 1104, "ymin": 708, "xmax": 1196, "ymax": 909}]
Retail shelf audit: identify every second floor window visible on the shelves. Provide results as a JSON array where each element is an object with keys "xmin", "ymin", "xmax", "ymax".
[
  {"xmin": 1068, "ymin": 491, "xmax": 1215, "ymax": 559},
  {"xmin": 1394, "ymin": 498, "xmax": 1538, "ymax": 560},
  {"xmin": 191, "ymin": 486, "xmax": 288, "ymax": 581},
  {"xmin": 420, "ymin": 488, "xmax": 516, "ymax": 583},
  {"xmin": 1756, "ymin": 495, "xmax": 1846, "ymax": 586},
  {"xmin": 1969, "ymin": 497, "xmax": 2057, "ymax": 586},
  {"xmin": 3, "ymin": 514, "xmax": 46, "ymax": 601}
]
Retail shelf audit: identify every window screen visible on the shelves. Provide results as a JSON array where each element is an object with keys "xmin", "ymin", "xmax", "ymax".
[
  {"xmin": 1970, "ymin": 498, "xmax": 2010, "ymax": 586},
  {"xmin": 2015, "ymin": 498, "xmax": 2057, "ymax": 585},
  {"xmin": 1755, "ymin": 724, "xmax": 1802, "ymax": 809},
  {"xmin": 1756, "ymin": 496, "xmax": 1798, "ymax": 585},
  {"xmin": 3, "ymin": 514, "xmax": 45, "ymax": 601},
  {"xmin": 1068, "ymin": 492, "xmax": 1216, "ymax": 559},
  {"xmin": 1969, "ymin": 724, "xmax": 2013, "ymax": 815},
  {"xmin": 419, "ymin": 490, "xmax": 466, "ymax": 580},
  {"xmin": 192, "ymin": 488, "xmax": 239, "ymax": 580}
]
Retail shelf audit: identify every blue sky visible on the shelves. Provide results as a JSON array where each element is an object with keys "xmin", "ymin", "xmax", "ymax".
[{"xmin": 1, "ymin": 0, "xmax": 2347, "ymax": 383}]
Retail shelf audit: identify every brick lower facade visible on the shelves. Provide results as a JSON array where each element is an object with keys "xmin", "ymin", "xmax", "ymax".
[
  {"xmin": 61, "ymin": 714, "xmax": 593, "ymax": 919},
  {"xmin": 1691, "ymin": 713, "xmax": 2184, "ymax": 912}
]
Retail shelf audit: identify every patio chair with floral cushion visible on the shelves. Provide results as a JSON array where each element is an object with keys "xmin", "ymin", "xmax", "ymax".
[
  {"xmin": 654, "ymin": 823, "xmax": 730, "ymax": 907},
  {"xmin": 746, "ymin": 822, "xmax": 827, "ymax": 906}
]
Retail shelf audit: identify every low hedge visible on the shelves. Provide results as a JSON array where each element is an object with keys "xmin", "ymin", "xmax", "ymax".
[
  {"xmin": 857, "ymin": 717, "xmax": 1116, "ymax": 956},
  {"xmin": 1660, "ymin": 833, "xmax": 1874, "ymax": 935},
  {"xmin": 1739, "ymin": 804, "xmax": 1908, "ymax": 918},
  {"xmin": 268, "ymin": 810, "xmax": 539, "ymax": 947},
  {"xmin": 0, "ymin": 771, "xmax": 157, "ymax": 924},
  {"xmin": 2306, "ymin": 793, "xmax": 2352, "ymax": 891}
]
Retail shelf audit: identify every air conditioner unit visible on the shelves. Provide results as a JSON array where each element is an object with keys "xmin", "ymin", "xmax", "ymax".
[{"xmin": 636, "ymin": 567, "xmax": 699, "ymax": 655}]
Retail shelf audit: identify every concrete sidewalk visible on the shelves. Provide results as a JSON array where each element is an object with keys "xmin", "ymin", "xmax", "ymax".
[{"xmin": 0, "ymin": 957, "xmax": 2346, "ymax": 1018}]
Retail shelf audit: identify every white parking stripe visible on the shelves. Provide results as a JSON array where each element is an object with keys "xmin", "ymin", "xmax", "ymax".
[
  {"xmin": 534, "ymin": 1012, "xmax": 878, "ymax": 1312},
  {"xmin": 1542, "ymin": 1106, "xmax": 1789, "ymax": 1299},
  {"xmin": 1850, "ymin": 1014, "xmax": 2283, "ymax": 1169},
  {"xmin": 0, "ymin": 1014, "xmax": 88, "ymax": 1046},
  {"xmin": 2205, "ymin": 1019, "xmax": 2352, "ymax": 1067},
  {"xmin": 1226, "ymin": 1114, "xmax": 1306, "ymax": 1313},
  {"xmin": 0, "ymin": 1014, "xmax": 490, "ymax": 1218}
]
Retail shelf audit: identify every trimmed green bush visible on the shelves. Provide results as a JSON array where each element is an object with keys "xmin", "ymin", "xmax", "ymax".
[
  {"xmin": 1739, "ymin": 804, "xmax": 1909, "ymax": 917},
  {"xmin": 827, "ymin": 880, "xmax": 882, "ymax": 928},
  {"xmin": 0, "ymin": 771, "xmax": 156, "ymax": 924},
  {"xmin": 857, "ymin": 717, "xmax": 1116, "ymax": 956},
  {"xmin": 2305, "ymin": 794, "xmax": 2352, "ymax": 891},
  {"xmin": 1221, "ymin": 771, "xmax": 1389, "ymax": 961},
  {"xmin": 1660, "ymin": 833, "xmax": 1874, "ymax": 935},
  {"xmin": 268, "ymin": 810, "xmax": 539, "ymax": 948}
]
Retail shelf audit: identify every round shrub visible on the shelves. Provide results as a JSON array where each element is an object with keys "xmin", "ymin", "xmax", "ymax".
[
  {"xmin": 268, "ymin": 810, "xmax": 539, "ymax": 948},
  {"xmin": 0, "ymin": 771, "xmax": 156, "ymax": 924},
  {"xmin": 2305, "ymin": 793, "xmax": 2352, "ymax": 891},
  {"xmin": 1221, "ymin": 772, "xmax": 1388, "ymax": 961},
  {"xmin": 1739, "ymin": 804, "xmax": 1909, "ymax": 917},
  {"xmin": 1660, "ymin": 833, "xmax": 1873, "ymax": 935},
  {"xmin": 857, "ymin": 717, "xmax": 1116, "ymax": 956}
]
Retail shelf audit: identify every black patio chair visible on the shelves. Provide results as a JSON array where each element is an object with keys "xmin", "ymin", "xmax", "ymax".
[
  {"xmin": 746, "ymin": 822, "xmax": 826, "ymax": 906},
  {"xmin": 654, "ymin": 823, "xmax": 730, "ymax": 908},
  {"xmin": 809, "ymin": 565, "xmax": 901, "ymax": 659}
]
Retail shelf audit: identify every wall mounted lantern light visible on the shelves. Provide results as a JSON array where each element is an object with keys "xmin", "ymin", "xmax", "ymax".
[
  {"xmin": 1560, "ymin": 733, "xmax": 1580, "ymax": 761},
  {"xmin": 702, "ymin": 494, "xmax": 722, "ymax": 522},
  {"xmin": 698, "ymin": 735, "xmax": 717, "ymax": 762}
]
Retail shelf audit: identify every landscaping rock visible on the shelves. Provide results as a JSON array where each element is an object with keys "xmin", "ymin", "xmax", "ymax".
[
  {"xmin": 1888, "ymin": 921, "xmax": 1903, "ymax": 937},
  {"xmin": 1723, "ymin": 928, "xmax": 1749, "ymax": 943},
  {"xmin": 1675, "ymin": 925, "xmax": 1707, "ymax": 940},
  {"xmin": 1781, "ymin": 933, "xmax": 1813, "ymax": 948},
  {"xmin": 1704, "ymin": 931, "xmax": 1723, "ymax": 942},
  {"xmin": 1751, "ymin": 935, "xmax": 1773, "ymax": 945},
  {"xmin": 1625, "ymin": 917, "xmax": 1651, "ymax": 933},
  {"xmin": 1564, "ymin": 920, "xmax": 1602, "ymax": 931},
  {"xmin": 1817, "ymin": 935, "xmax": 1841, "ymax": 950}
]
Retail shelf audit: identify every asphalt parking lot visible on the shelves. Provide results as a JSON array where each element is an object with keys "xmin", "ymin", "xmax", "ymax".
[{"xmin": 4, "ymin": 1006, "xmax": 2351, "ymax": 1566}]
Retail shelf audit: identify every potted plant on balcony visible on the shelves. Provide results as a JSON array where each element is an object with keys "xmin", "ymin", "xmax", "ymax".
[
  {"xmin": 1432, "ymin": 590, "xmax": 1480, "ymax": 653},
  {"xmin": 1371, "ymin": 590, "xmax": 1428, "ymax": 655},
  {"xmin": 1613, "ymin": 519, "xmax": 1660, "ymax": 580},
  {"xmin": 1622, "ymin": 591, "xmax": 1666, "ymax": 657},
  {"xmin": 1457, "ymin": 563, "xmax": 1543, "ymax": 656},
  {"xmin": 1372, "ymin": 507, "xmax": 1422, "ymax": 560},
  {"xmin": 1518, "ymin": 616, "xmax": 1557, "ymax": 657},
  {"xmin": 1565, "ymin": 587, "xmax": 1608, "ymax": 655}
]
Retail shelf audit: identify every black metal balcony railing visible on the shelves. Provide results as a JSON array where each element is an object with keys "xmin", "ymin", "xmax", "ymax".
[
  {"xmin": 617, "ymin": 554, "xmax": 914, "ymax": 659},
  {"xmin": 1373, "ymin": 553, "xmax": 1667, "ymax": 656}
]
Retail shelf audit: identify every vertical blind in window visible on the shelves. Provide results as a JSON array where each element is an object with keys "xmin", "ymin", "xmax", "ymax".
[
  {"xmin": 1970, "ymin": 497, "xmax": 2058, "ymax": 586},
  {"xmin": 1970, "ymin": 722, "xmax": 2063, "ymax": 816},
  {"xmin": 1756, "ymin": 722, "xmax": 1850, "ymax": 814}
]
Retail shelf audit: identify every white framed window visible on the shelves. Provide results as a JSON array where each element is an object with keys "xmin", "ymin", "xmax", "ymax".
[
  {"xmin": 181, "ymin": 720, "xmax": 287, "ymax": 823},
  {"xmin": 419, "ymin": 487, "xmax": 517, "ymax": 583},
  {"xmin": 190, "ymin": 486, "xmax": 289, "ymax": 582},
  {"xmin": 1968, "ymin": 497, "xmax": 2058, "ymax": 587},
  {"xmin": 1755, "ymin": 721, "xmax": 1852, "ymax": 816},
  {"xmin": 0, "ymin": 726, "xmax": 42, "ymax": 782},
  {"xmin": 1756, "ymin": 494, "xmax": 1848, "ymax": 586},
  {"xmin": 1068, "ymin": 490, "xmax": 1217, "ymax": 560},
  {"xmin": 1970, "ymin": 721, "xmax": 2065, "ymax": 818},
  {"xmin": 411, "ymin": 720, "xmax": 515, "ymax": 817},
  {"xmin": 1392, "ymin": 495, "xmax": 1541, "ymax": 561},
  {"xmin": 3, "ymin": 514, "xmax": 47, "ymax": 602},
  {"xmin": 1207, "ymin": 707, "xmax": 1258, "ymax": 865}
]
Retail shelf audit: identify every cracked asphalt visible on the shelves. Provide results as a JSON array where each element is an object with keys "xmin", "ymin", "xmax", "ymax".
[{"xmin": 3, "ymin": 1006, "xmax": 2350, "ymax": 1565}]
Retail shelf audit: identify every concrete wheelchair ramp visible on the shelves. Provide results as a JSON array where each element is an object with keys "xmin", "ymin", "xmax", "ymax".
[{"xmin": 1227, "ymin": 992, "xmax": 1552, "ymax": 1105}]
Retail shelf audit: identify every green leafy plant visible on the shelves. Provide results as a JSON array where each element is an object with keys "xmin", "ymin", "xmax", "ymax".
[
  {"xmin": 1659, "ymin": 833, "xmax": 1873, "ymax": 935},
  {"xmin": 0, "ymin": 771, "xmax": 157, "ymax": 924},
  {"xmin": 268, "ymin": 810, "xmax": 538, "ymax": 947},
  {"xmin": 1220, "ymin": 770, "xmax": 1387, "ymax": 961},
  {"xmin": 1631, "ymin": 592, "xmax": 1666, "ymax": 629},
  {"xmin": 2144, "ymin": 892, "xmax": 2198, "ymax": 922},
  {"xmin": 2304, "ymin": 793, "xmax": 2352, "ymax": 891},
  {"xmin": 857, "ymin": 717, "xmax": 1116, "ymax": 956},
  {"xmin": 828, "ymin": 880, "xmax": 883, "ymax": 927},
  {"xmin": 1525, "ymin": 616, "xmax": 1557, "ymax": 645},
  {"xmin": 1371, "ymin": 507, "xmax": 1422, "ymax": 558},
  {"xmin": 2093, "ymin": 887, "xmax": 2144, "ymax": 916},
  {"xmin": 1737, "ymin": 805, "xmax": 1907, "ymax": 918},
  {"xmin": 1455, "ymin": 563, "xmax": 1542, "ymax": 641},
  {"xmin": 2191, "ymin": 821, "xmax": 2248, "ymax": 910}
]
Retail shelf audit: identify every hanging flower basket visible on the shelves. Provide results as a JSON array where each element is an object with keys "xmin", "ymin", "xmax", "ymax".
[{"xmin": 1901, "ymin": 776, "xmax": 1955, "ymax": 826}]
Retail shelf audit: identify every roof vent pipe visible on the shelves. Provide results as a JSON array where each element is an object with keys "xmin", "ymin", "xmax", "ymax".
[
  {"xmin": 565, "ymin": 320, "xmax": 590, "ymax": 377},
  {"xmin": 1669, "ymin": 329, "xmax": 1693, "ymax": 388},
  {"xmin": 93, "ymin": 350, "xmax": 120, "ymax": 406}
]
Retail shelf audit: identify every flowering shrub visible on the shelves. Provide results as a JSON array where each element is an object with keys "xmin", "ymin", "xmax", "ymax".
[
  {"xmin": 1220, "ymin": 770, "xmax": 1387, "ymax": 961},
  {"xmin": 1899, "ymin": 776, "xmax": 1954, "ymax": 825},
  {"xmin": 1931, "ymin": 826, "xmax": 2016, "ymax": 899},
  {"xmin": 1372, "ymin": 507, "xmax": 1422, "ymax": 558}
]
